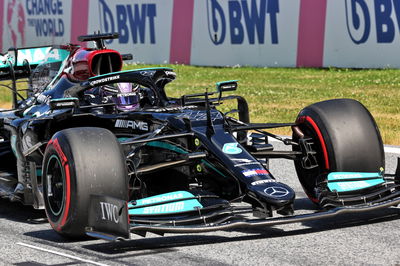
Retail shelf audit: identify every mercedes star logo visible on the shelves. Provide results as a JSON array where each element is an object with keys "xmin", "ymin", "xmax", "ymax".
[{"xmin": 264, "ymin": 186, "xmax": 289, "ymax": 198}]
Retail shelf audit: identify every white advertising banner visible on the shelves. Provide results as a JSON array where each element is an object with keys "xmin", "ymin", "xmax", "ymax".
[
  {"xmin": 190, "ymin": 0, "xmax": 301, "ymax": 67},
  {"xmin": 2, "ymin": 0, "xmax": 72, "ymax": 49},
  {"xmin": 324, "ymin": 0, "xmax": 400, "ymax": 68},
  {"xmin": 2, "ymin": 0, "xmax": 400, "ymax": 69},
  {"xmin": 86, "ymin": 0, "xmax": 174, "ymax": 64}
]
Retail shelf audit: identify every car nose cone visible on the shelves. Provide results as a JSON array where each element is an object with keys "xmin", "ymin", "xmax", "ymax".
[{"xmin": 249, "ymin": 182, "xmax": 295, "ymax": 208}]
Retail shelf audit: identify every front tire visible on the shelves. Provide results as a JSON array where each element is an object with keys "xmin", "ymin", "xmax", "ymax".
[
  {"xmin": 43, "ymin": 127, "xmax": 128, "ymax": 238},
  {"xmin": 293, "ymin": 99, "xmax": 384, "ymax": 204}
]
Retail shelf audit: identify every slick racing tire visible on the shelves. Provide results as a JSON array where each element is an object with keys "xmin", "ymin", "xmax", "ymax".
[
  {"xmin": 42, "ymin": 127, "xmax": 128, "ymax": 238},
  {"xmin": 293, "ymin": 99, "xmax": 384, "ymax": 204}
]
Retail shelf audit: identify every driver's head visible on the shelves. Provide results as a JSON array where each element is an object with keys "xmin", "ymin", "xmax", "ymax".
[{"xmin": 114, "ymin": 83, "xmax": 140, "ymax": 111}]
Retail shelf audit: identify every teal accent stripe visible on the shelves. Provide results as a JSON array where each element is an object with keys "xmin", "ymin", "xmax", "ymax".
[
  {"xmin": 128, "ymin": 191, "xmax": 203, "ymax": 215},
  {"xmin": 328, "ymin": 179, "xmax": 384, "ymax": 192},
  {"xmin": 146, "ymin": 141, "xmax": 188, "ymax": 154},
  {"xmin": 23, "ymin": 105, "xmax": 34, "ymax": 117},
  {"xmin": 88, "ymin": 67, "xmax": 174, "ymax": 80},
  {"xmin": 202, "ymin": 159, "xmax": 227, "ymax": 178},
  {"xmin": 216, "ymin": 80, "xmax": 239, "ymax": 86},
  {"xmin": 10, "ymin": 135, "xmax": 19, "ymax": 160},
  {"xmin": 0, "ymin": 60, "xmax": 10, "ymax": 68},
  {"xmin": 145, "ymin": 141, "xmax": 227, "ymax": 178},
  {"xmin": 327, "ymin": 172, "xmax": 384, "ymax": 192},
  {"xmin": 36, "ymin": 169, "xmax": 42, "ymax": 177},
  {"xmin": 50, "ymin": 97, "xmax": 78, "ymax": 102},
  {"xmin": 328, "ymin": 172, "xmax": 382, "ymax": 181}
]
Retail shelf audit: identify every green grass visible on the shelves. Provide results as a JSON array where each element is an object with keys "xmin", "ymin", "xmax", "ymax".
[{"xmin": 1, "ymin": 65, "xmax": 399, "ymax": 145}]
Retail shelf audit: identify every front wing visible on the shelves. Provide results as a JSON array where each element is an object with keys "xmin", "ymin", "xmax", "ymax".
[{"xmin": 85, "ymin": 192, "xmax": 400, "ymax": 241}]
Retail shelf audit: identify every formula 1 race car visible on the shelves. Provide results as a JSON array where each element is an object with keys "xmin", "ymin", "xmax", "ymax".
[{"xmin": 0, "ymin": 33, "xmax": 399, "ymax": 240}]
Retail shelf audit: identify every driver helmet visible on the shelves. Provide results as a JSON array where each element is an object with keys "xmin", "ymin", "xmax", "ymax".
[{"xmin": 114, "ymin": 83, "xmax": 140, "ymax": 111}]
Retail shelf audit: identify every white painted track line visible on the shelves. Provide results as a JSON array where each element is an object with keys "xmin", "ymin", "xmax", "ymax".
[
  {"xmin": 384, "ymin": 146, "xmax": 400, "ymax": 154},
  {"xmin": 17, "ymin": 242, "xmax": 109, "ymax": 266}
]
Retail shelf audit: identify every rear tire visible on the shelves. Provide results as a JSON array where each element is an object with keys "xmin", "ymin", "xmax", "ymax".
[
  {"xmin": 42, "ymin": 127, "xmax": 128, "ymax": 238},
  {"xmin": 293, "ymin": 99, "xmax": 384, "ymax": 204}
]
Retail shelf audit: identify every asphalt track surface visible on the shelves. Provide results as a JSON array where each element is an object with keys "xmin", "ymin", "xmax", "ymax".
[{"xmin": 0, "ymin": 142, "xmax": 399, "ymax": 265}]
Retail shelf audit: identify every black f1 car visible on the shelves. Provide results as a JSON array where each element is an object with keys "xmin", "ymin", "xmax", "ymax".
[{"xmin": 0, "ymin": 33, "xmax": 399, "ymax": 240}]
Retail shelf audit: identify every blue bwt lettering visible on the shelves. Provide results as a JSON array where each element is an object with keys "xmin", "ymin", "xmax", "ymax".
[
  {"xmin": 208, "ymin": 0, "xmax": 226, "ymax": 44},
  {"xmin": 346, "ymin": 0, "xmax": 400, "ymax": 44},
  {"xmin": 375, "ymin": 0, "xmax": 395, "ymax": 43},
  {"xmin": 99, "ymin": 0, "xmax": 156, "ymax": 44},
  {"xmin": 229, "ymin": 1, "xmax": 244, "ymax": 44},
  {"xmin": 208, "ymin": 0, "xmax": 280, "ymax": 45}
]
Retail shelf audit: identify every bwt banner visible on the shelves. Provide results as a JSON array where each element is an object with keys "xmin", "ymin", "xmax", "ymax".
[
  {"xmin": 191, "ymin": 0, "xmax": 300, "ymax": 67},
  {"xmin": 86, "ymin": 0, "xmax": 174, "ymax": 64},
  {"xmin": 1, "ymin": 0, "xmax": 400, "ymax": 68},
  {"xmin": 325, "ymin": 0, "xmax": 400, "ymax": 68}
]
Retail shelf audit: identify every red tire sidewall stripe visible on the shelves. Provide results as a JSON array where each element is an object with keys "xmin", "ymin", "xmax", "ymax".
[
  {"xmin": 47, "ymin": 138, "xmax": 71, "ymax": 231},
  {"xmin": 60, "ymin": 164, "xmax": 71, "ymax": 230}
]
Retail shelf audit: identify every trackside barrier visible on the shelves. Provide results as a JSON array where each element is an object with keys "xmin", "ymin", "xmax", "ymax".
[{"xmin": 1, "ymin": 0, "xmax": 399, "ymax": 68}]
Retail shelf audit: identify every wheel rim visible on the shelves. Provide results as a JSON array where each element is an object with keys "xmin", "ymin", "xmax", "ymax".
[{"xmin": 46, "ymin": 155, "xmax": 65, "ymax": 216}]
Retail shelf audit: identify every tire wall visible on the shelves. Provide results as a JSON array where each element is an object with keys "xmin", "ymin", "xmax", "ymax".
[{"xmin": 1, "ymin": 0, "xmax": 399, "ymax": 68}]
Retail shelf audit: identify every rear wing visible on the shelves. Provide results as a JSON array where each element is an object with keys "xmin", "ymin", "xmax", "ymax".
[
  {"xmin": 0, "ymin": 46, "xmax": 52, "ymax": 81},
  {"xmin": 0, "ymin": 46, "xmax": 53, "ymax": 108}
]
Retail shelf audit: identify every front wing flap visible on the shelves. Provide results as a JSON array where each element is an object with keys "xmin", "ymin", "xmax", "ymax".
[{"xmin": 129, "ymin": 196, "xmax": 400, "ymax": 235}]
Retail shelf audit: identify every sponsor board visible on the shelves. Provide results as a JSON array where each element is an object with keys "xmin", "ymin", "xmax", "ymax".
[
  {"xmin": 2, "ymin": 0, "xmax": 72, "ymax": 48},
  {"xmin": 324, "ymin": 0, "xmax": 400, "ymax": 68},
  {"xmin": 2, "ymin": 0, "xmax": 400, "ymax": 68},
  {"xmin": 191, "ymin": 0, "xmax": 301, "ymax": 67},
  {"xmin": 86, "ymin": 0, "xmax": 174, "ymax": 63}
]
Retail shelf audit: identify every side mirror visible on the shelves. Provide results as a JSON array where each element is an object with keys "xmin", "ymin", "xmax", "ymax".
[
  {"xmin": 216, "ymin": 80, "xmax": 238, "ymax": 93},
  {"xmin": 121, "ymin": 54, "xmax": 133, "ymax": 61},
  {"xmin": 49, "ymin": 97, "xmax": 79, "ymax": 110},
  {"xmin": 7, "ymin": 47, "xmax": 17, "ymax": 66}
]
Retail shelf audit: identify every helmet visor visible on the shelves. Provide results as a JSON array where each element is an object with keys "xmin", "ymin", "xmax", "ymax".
[{"xmin": 116, "ymin": 92, "xmax": 140, "ymax": 106}]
